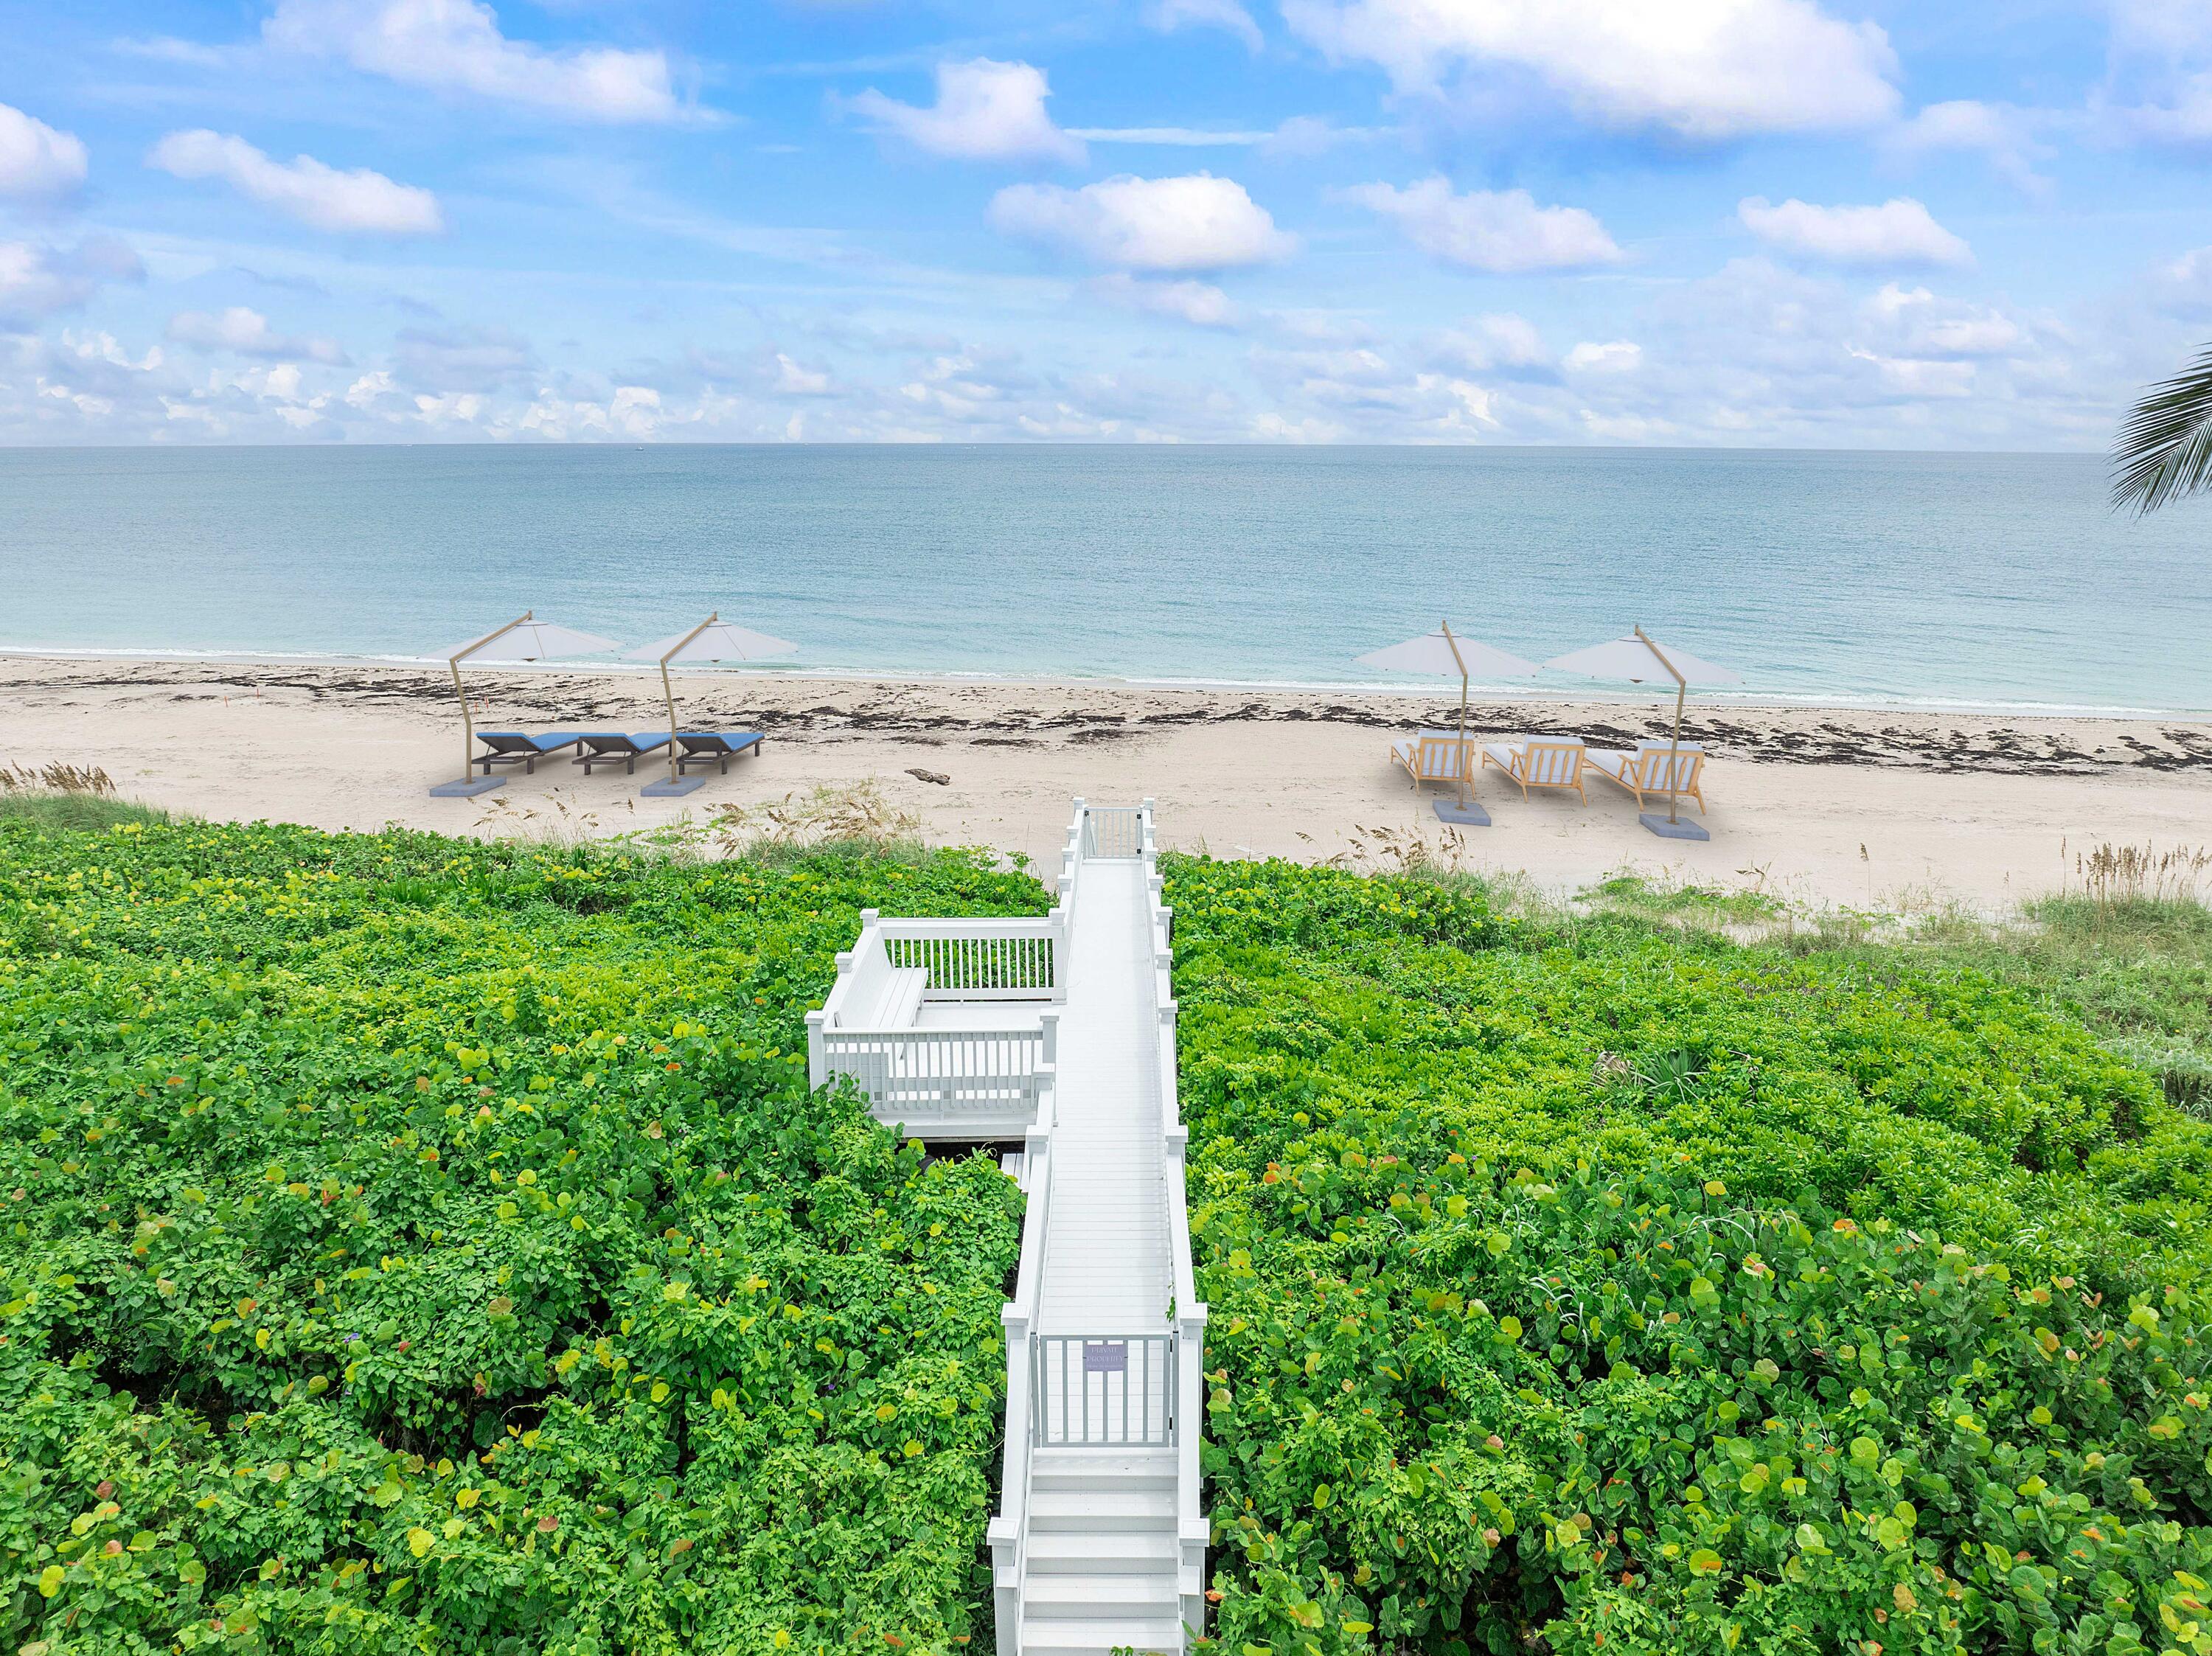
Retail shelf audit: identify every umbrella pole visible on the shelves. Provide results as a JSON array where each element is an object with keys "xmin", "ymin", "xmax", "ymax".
[
  {"xmin": 1441, "ymin": 619, "xmax": 1471, "ymax": 810},
  {"xmin": 1668, "ymin": 680, "xmax": 1686, "ymax": 824},
  {"xmin": 1635, "ymin": 625, "xmax": 1688, "ymax": 825},
  {"xmin": 448, "ymin": 611, "xmax": 532, "ymax": 787},
  {"xmin": 660, "ymin": 655, "xmax": 681, "ymax": 788}
]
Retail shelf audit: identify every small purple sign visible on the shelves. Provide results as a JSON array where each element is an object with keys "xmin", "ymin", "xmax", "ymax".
[{"xmin": 1082, "ymin": 1340, "xmax": 1128, "ymax": 1374}]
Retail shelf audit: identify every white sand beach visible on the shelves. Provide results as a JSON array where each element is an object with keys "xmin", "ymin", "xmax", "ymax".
[{"xmin": 8, "ymin": 653, "xmax": 2209, "ymax": 912}]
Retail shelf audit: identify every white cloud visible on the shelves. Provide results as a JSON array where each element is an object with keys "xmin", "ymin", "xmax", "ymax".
[
  {"xmin": 263, "ymin": 0, "xmax": 680, "ymax": 123},
  {"xmin": 1848, "ymin": 347, "xmax": 1975, "ymax": 396},
  {"xmin": 1090, "ymin": 272, "xmax": 1238, "ymax": 327},
  {"xmin": 849, "ymin": 59, "xmax": 1084, "ymax": 164},
  {"xmin": 1738, "ymin": 196, "xmax": 1969, "ymax": 267},
  {"xmin": 1145, "ymin": 0, "xmax": 1264, "ymax": 52},
  {"xmin": 1886, "ymin": 101, "xmax": 2051, "ymax": 192},
  {"xmin": 772, "ymin": 353, "xmax": 835, "ymax": 394},
  {"xmin": 1343, "ymin": 177, "xmax": 1621, "ymax": 272},
  {"xmin": 0, "ymin": 244, "xmax": 102, "ymax": 322},
  {"xmin": 1564, "ymin": 339, "xmax": 1642, "ymax": 373},
  {"xmin": 0, "ymin": 237, "xmax": 141, "ymax": 324},
  {"xmin": 148, "ymin": 131, "xmax": 444, "ymax": 234},
  {"xmin": 1861, "ymin": 284, "xmax": 2024, "ymax": 356},
  {"xmin": 0, "ymin": 103, "xmax": 88, "ymax": 200},
  {"xmin": 167, "ymin": 307, "xmax": 348, "ymax": 364},
  {"xmin": 1429, "ymin": 312, "xmax": 1549, "ymax": 372},
  {"xmin": 1067, "ymin": 126, "xmax": 1271, "ymax": 146},
  {"xmin": 1281, "ymin": 0, "xmax": 1898, "ymax": 139},
  {"xmin": 990, "ymin": 173, "xmax": 1295, "ymax": 271}
]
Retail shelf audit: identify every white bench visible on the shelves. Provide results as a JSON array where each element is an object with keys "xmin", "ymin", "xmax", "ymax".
[{"xmin": 869, "ymin": 967, "xmax": 928, "ymax": 1030}]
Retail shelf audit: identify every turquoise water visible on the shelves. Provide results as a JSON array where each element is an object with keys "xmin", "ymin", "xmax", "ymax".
[{"xmin": 4, "ymin": 445, "xmax": 2206, "ymax": 714}]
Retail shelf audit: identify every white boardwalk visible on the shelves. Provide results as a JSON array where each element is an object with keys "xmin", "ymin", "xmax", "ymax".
[
  {"xmin": 808, "ymin": 801, "xmax": 1206, "ymax": 1655},
  {"xmin": 1040, "ymin": 857, "xmax": 1170, "ymax": 1335}
]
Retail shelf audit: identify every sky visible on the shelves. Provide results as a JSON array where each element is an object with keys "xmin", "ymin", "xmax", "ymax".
[{"xmin": 3, "ymin": 0, "xmax": 2212, "ymax": 447}]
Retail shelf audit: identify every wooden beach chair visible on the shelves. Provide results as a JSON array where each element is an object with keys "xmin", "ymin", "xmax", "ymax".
[
  {"xmin": 573, "ymin": 733, "xmax": 675, "ymax": 775},
  {"xmin": 673, "ymin": 732, "xmax": 766, "ymax": 775},
  {"xmin": 1388, "ymin": 728, "xmax": 1476, "ymax": 793},
  {"xmin": 1481, "ymin": 737, "xmax": 1587, "ymax": 803},
  {"xmin": 471, "ymin": 731, "xmax": 597, "ymax": 776},
  {"xmin": 1586, "ymin": 742, "xmax": 1708, "ymax": 813}
]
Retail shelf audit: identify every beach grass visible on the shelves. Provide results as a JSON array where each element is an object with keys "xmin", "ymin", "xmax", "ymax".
[{"xmin": 0, "ymin": 790, "xmax": 173, "ymax": 832}]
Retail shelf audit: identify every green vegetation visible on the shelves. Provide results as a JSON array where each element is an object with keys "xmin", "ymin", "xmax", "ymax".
[
  {"xmin": 4, "ymin": 812, "xmax": 2209, "ymax": 1656},
  {"xmin": 0, "ymin": 816, "xmax": 1044, "ymax": 1655},
  {"xmin": 1168, "ymin": 855, "xmax": 2212, "ymax": 1655},
  {"xmin": 0, "ymin": 791, "xmax": 171, "ymax": 834}
]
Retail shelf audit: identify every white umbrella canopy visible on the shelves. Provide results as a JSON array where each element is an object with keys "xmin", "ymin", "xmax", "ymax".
[
  {"xmin": 1357, "ymin": 622, "xmax": 1539, "ymax": 814},
  {"xmin": 1543, "ymin": 627, "xmax": 1742, "ymax": 826},
  {"xmin": 1357, "ymin": 630, "xmax": 1542, "ymax": 681},
  {"xmin": 624, "ymin": 619, "xmax": 797, "ymax": 666},
  {"xmin": 443, "ymin": 619, "xmax": 620, "ymax": 664},
  {"xmin": 434, "ymin": 611, "xmax": 622, "ymax": 796},
  {"xmin": 1543, "ymin": 633, "xmax": 1742, "ymax": 688},
  {"xmin": 622, "ymin": 613, "xmax": 799, "ymax": 792}
]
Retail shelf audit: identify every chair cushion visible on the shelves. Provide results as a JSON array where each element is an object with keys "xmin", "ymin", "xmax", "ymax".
[
  {"xmin": 1482, "ymin": 742, "xmax": 1522, "ymax": 770},
  {"xmin": 1585, "ymin": 748, "xmax": 1634, "ymax": 781}
]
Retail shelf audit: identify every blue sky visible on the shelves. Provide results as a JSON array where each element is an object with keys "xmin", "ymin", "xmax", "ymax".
[{"xmin": 2, "ymin": 0, "xmax": 2211, "ymax": 446}]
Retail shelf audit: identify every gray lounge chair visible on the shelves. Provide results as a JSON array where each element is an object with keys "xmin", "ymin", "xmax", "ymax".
[
  {"xmin": 472, "ymin": 731, "xmax": 599, "ymax": 775},
  {"xmin": 573, "ymin": 733, "xmax": 674, "ymax": 775}
]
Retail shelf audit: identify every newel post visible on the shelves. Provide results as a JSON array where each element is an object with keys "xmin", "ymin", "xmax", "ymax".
[
  {"xmin": 990, "ymin": 1301, "xmax": 1032, "ymax": 1652},
  {"xmin": 804, "ymin": 1009, "xmax": 827, "ymax": 1089},
  {"xmin": 1040, "ymin": 1009, "xmax": 1060, "ymax": 1068},
  {"xmin": 1176, "ymin": 1299, "xmax": 1210, "ymax": 1638}
]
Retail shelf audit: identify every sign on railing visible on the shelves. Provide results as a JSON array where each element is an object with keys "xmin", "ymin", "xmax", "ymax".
[{"xmin": 1032, "ymin": 1332, "xmax": 1175, "ymax": 1447}]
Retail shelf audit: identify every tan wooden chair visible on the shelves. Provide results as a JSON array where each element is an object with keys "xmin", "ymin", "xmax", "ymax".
[
  {"xmin": 1388, "ymin": 728, "xmax": 1475, "ymax": 793},
  {"xmin": 1586, "ymin": 742, "xmax": 1708, "ymax": 813},
  {"xmin": 1481, "ymin": 737, "xmax": 1587, "ymax": 802}
]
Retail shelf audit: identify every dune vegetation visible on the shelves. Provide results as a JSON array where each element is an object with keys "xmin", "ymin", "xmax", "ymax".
[{"xmin": 0, "ymin": 809, "xmax": 2208, "ymax": 1655}]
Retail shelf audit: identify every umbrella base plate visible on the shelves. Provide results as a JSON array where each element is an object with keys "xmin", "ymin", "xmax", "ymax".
[
  {"xmin": 641, "ymin": 776, "xmax": 709, "ymax": 798},
  {"xmin": 1434, "ymin": 799, "xmax": 1491, "ymax": 827},
  {"xmin": 1640, "ymin": 812, "xmax": 1709, "ymax": 841},
  {"xmin": 430, "ymin": 778, "xmax": 504, "ymax": 798}
]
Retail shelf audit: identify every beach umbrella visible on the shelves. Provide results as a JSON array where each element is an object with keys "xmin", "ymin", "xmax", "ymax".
[
  {"xmin": 431, "ymin": 612, "xmax": 621, "ymax": 798},
  {"xmin": 1357, "ymin": 623, "xmax": 1540, "ymax": 824},
  {"xmin": 1544, "ymin": 627, "xmax": 1742, "ymax": 834},
  {"xmin": 622, "ymin": 613, "xmax": 797, "ymax": 796}
]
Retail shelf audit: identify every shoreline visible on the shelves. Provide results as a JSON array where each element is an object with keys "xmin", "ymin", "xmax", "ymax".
[
  {"xmin": 1, "ymin": 645, "xmax": 2202, "ymax": 725},
  {"xmin": 9, "ymin": 653, "xmax": 2211, "ymax": 912}
]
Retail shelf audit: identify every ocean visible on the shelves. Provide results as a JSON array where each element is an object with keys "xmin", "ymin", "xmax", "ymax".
[{"xmin": 5, "ymin": 445, "xmax": 2206, "ymax": 715}]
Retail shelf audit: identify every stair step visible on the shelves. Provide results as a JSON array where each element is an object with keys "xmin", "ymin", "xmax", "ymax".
[
  {"xmin": 1023, "ymin": 1573, "xmax": 1180, "ymax": 1617},
  {"xmin": 1026, "ymin": 1531, "xmax": 1178, "ymax": 1573},
  {"xmin": 1029, "ymin": 1486, "xmax": 1176, "ymax": 1531},
  {"xmin": 1018, "ymin": 1616, "xmax": 1183, "ymax": 1655},
  {"xmin": 1032, "ymin": 1451, "xmax": 1175, "ymax": 1492}
]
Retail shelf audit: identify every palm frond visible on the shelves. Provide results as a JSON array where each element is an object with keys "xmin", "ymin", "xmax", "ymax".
[{"xmin": 2112, "ymin": 341, "xmax": 2212, "ymax": 515}]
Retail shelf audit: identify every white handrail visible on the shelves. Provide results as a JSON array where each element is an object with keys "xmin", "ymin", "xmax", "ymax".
[{"xmin": 989, "ymin": 1015, "xmax": 1059, "ymax": 1650}]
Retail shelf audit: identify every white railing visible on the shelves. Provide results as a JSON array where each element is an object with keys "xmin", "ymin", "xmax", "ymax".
[
  {"xmin": 1032, "ymin": 1333, "xmax": 1175, "ymax": 1447},
  {"xmin": 815, "ymin": 1022, "xmax": 1054, "ymax": 1118},
  {"xmin": 883, "ymin": 919, "xmax": 1061, "ymax": 1000},
  {"xmin": 988, "ymin": 1053, "xmax": 1057, "ymax": 1646},
  {"xmin": 1144, "ymin": 799, "xmax": 1211, "ymax": 1645},
  {"xmin": 807, "ymin": 907, "xmax": 1067, "ymax": 1130},
  {"xmin": 1082, "ymin": 803, "xmax": 1147, "ymax": 860}
]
